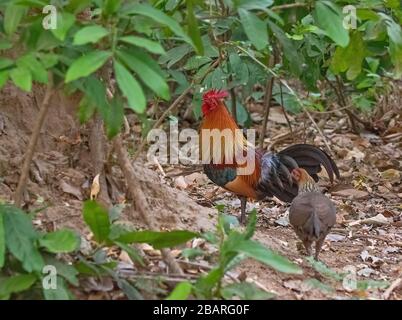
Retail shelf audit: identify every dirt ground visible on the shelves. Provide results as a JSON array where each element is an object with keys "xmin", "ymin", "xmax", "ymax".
[{"xmin": 0, "ymin": 83, "xmax": 401, "ymax": 299}]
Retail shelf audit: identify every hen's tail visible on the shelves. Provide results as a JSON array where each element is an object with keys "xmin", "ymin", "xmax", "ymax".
[{"xmin": 257, "ymin": 144, "xmax": 340, "ymax": 202}]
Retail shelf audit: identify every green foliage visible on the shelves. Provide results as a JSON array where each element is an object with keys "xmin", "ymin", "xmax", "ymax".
[
  {"xmin": 83, "ymin": 200, "xmax": 111, "ymax": 244},
  {"xmin": 190, "ymin": 210, "xmax": 301, "ymax": 299},
  {"xmin": 0, "ymin": 204, "xmax": 78, "ymax": 300},
  {"xmin": 1, "ymin": 0, "xmax": 400, "ymax": 127},
  {"xmin": 166, "ymin": 281, "xmax": 192, "ymax": 300}
]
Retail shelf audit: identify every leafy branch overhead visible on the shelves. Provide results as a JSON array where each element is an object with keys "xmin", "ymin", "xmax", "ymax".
[{"xmin": 0, "ymin": 0, "xmax": 401, "ymax": 134}]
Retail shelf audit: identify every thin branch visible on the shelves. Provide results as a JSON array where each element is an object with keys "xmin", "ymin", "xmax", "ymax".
[
  {"xmin": 14, "ymin": 77, "xmax": 55, "ymax": 207},
  {"xmin": 259, "ymin": 76, "xmax": 275, "ymax": 148},
  {"xmin": 132, "ymin": 58, "xmax": 221, "ymax": 161},
  {"xmin": 304, "ymin": 109, "xmax": 333, "ymax": 156},
  {"xmin": 113, "ymin": 135, "xmax": 184, "ymax": 275},
  {"xmin": 230, "ymin": 88, "xmax": 237, "ymax": 124},
  {"xmin": 279, "ymin": 82, "xmax": 293, "ymax": 135},
  {"xmin": 383, "ymin": 278, "xmax": 402, "ymax": 300}
]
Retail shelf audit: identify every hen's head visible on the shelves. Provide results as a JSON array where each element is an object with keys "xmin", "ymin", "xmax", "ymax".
[
  {"xmin": 291, "ymin": 168, "xmax": 318, "ymax": 192},
  {"xmin": 201, "ymin": 89, "xmax": 228, "ymax": 116}
]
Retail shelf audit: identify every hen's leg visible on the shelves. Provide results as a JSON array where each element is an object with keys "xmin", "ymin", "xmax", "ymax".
[
  {"xmin": 240, "ymin": 196, "xmax": 247, "ymax": 224},
  {"xmin": 302, "ymin": 239, "xmax": 313, "ymax": 256},
  {"xmin": 314, "ymin": 236, "xmax": 326, "ymax": 261}
]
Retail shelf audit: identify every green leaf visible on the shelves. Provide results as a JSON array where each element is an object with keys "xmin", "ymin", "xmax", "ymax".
[
  {"xmin": 0, "ymin": 39, "xmax": 13, "ymax": 50},
  {"xmin": 160, "ymin": 44, "xmax": 192, "ymax": 68},
  {"xmin": 14, "ymin": 0, "xmax": 47, "ymax": 7},
  {"xmin": 43, "ymin": 255, "xmax": 79, "ymax": 286},
  {"xmin": 306, "ymin": 256, "xmax": 343, "ymax": 281},
  {"xmin": 194, "ymin": 267, "xmax": 223, "ymax": 298},
  {"xmin": 379, "ymin": 13, "xmax": 402, "ymax": 78},
  {"xmin": 120, "ymin": 36, "xmax": 166, "ymax": 55},
  {"xmin": 114, "ymin": 241, "xmax": 144, "ymax": 266},
  {"xmin": 113, "ymin": 230, "xmax": 198, "ymax": 249},
  {"xmin": 81, "ymin": 75, "xmax": 109, "ymax": 118},
  {"xmin": 187, "ymin": 0, "xmax": 204, "ymax": 55},
  {"xmin": 0, "ymin": 71, "xmax": 9, "ymax": 90},
  {"xmin": 65, "ymin": 0, "xmax": 92, "ymax": 13},
  {"xmin": 4, "ymin": 4, "xmax": 26, "ymax": 35},
  {"xmin": 238, "ymin": 8, "xmax": 268, "ymax": 50},
  {"xmin": 313, "ymin": 1, "xmax": 350, "ymax": 47},
  {"xmin": 124, "ymin": 3, "xmax": 194, "ymax": 49},
  {"xmin": 0, "ymin": 214, "xmax": 5, "ymax": 268},
  {"xmin": 82, "ymin": 201, "xmax": 111, "ymax": 244},
  {"xmin": 39, "ymin": 229, "xmax": 80, "ymax": 253},
  {"xmin": 103, "ymin": 0, "xmax": 122, "ymax": 15},
  {"xmin": 65, "ymin": 51, "xmax": 111, "ymax": 83},
  {"xmin": 221, "ymin": 282, "xmax": 275, "ymax": 300},
  {"xmin": 117, "ymin": 50, "xmax": 170, "ymax": 100},
  {"xmin": 73, "ymin": 25, "xmax": 109, "ymax": 45},
  {"xmin": 166, "ymin": 281, "xmax": 192, "ymax": 300},
  {"xmin": 38, "ymin": 53, "xmax": 59, "ymax": 68},
  {"xmin": 78, "ymin": 96, "xmax": 96, "ymax": 123},
  {"xmin": 51, "ymin": 12, "xmax": 75, "ymax": 41},
  {"xmin": 105, "ymin": 96, "xmax": 124, "ymax": 138},
  {"xmin": 0, "ymin": 274, "xmax": 36, "ymax": 297},
  {"xmin": 244, "ymin": 209, "xmax": 257, "ymax": 240},
  {"xmin": 117, "ymin": 279, "xmax": 143, "ymax": 300},
  {"xmin": 1, "ymin": 205, "xmax": 44, "ymax": 272},
  {"xmin": 268, "ymin": 21, "xmax": 303, "ymax": 76},
  {"xmin": 330, "ymin": 31, "xmax": 366, "ymax": 80},
  {"xmin": 17, "ymin": 54, "xmax": 48, "ymax": 84},
  {"xmin": 114, "ymin": 59, "xmax": 146, "ymax": 113},
  {"xmin": 10, "ymin": 66, "xmax": 32, "ymax": 92},
  {"xmin": 43, "ymin": 277, "xmax": 72, "ymax": 300},
  {"xmin": 235, "ymin": 0, "xmax": 274, "ymax": 10},
  {"xmin": 0, "ymin": 58, "xmax": 13, "ymax": 70},
  {"xmin": 233, "ymin": 240, "xmax": 302, "ymax": 274}
]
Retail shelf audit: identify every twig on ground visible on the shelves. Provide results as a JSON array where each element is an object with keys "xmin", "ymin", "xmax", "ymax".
[
  {"xmin": 152, "ymin": 155, "xmax": 166, "ymax": 177},
  {"xmin": 383, "ymin": 278, "xmax": 402, "ymax": 300}
]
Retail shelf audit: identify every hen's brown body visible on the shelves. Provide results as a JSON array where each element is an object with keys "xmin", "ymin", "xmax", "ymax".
[{"xmin": 289, "ymin": 168, "xmax": 336, "ymax": 260}]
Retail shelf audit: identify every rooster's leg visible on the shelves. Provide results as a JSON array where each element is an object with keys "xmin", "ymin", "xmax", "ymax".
[{"xmin": 240, "ymin": 196, "xmax": 247, "ymax": 224}]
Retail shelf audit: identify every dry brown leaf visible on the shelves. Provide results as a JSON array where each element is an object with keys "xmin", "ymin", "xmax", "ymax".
[
  {"xmin": 332, "ymin": 188, "xmax": 369, "ymax": 200},
  {"xmin": 174, "ymin": 176, "xmax": 188, "ymax": 190},
  {"xmin": 59, "ymin": 179, "xmax": 83, "ymax": 200},
  {"xmin": 381, "ymin": 169, "xmax": 400, "ymax": 183},
  {"xmin": 90, "ymin": 173, "xmax": 100, "ymax": 200}
]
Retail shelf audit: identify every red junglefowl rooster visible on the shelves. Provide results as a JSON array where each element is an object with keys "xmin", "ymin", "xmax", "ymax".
[
  {"xmin": 289, "ymin": 168, "xmax": 336, "ymax": 260},
  {"xmin": 199, "ymin": 89, "xmax": 340, "ymax": 223}
]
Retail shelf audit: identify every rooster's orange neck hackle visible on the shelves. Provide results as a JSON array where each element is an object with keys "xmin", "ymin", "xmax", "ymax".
[{"xmin": 199, "ymin": 89, "xmax": 260, "ymax": 192}]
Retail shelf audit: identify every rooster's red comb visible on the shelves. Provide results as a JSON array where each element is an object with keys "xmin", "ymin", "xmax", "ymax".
[{"xmin": 202, "ymin": 89, "xmax": 228, "ymax": 102}]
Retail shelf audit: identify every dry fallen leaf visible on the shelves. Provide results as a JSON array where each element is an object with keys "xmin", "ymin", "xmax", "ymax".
[
  {"xmin": 174, "ymin": 176, "xmax": 188, "ymax": 190},
  {"xmin": 60, "ymin": 179, "xmax": 83, "ymax": 200},
  {"xmin": 332, "ymin": 188, "xmax": 369, "ymax": 200},
  {"xmin": 90, "ymin": 173, "xmax": 101, "ymax": 200},
  {"xmin": 381, "ymin": 169, "xmax": 400, "ymax": 183},
  {"xmin": 361, "ymin": 213, "xmax": 391, "ymax": 226}
]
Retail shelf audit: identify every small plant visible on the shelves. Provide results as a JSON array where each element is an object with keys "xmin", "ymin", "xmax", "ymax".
[
  {"xmin": 0, "ymin": 204, "xmax": 80, "ymax": 299},
  {"xmin": 168, "ymin": 208, "xmax": 302, "ymax": 300},
  {"xmin": 0, "ymin": 201, "xmax": 305, "ymax": 300}
]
